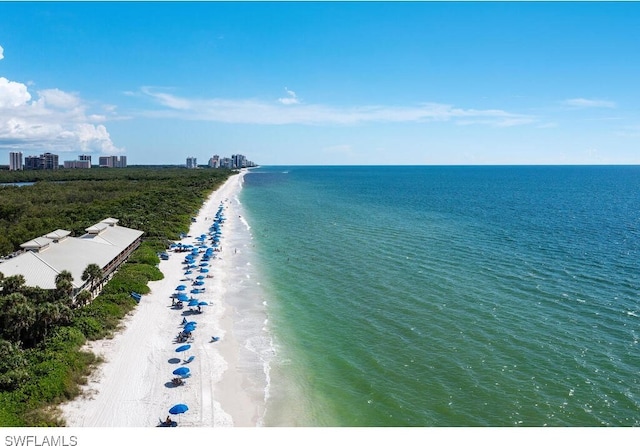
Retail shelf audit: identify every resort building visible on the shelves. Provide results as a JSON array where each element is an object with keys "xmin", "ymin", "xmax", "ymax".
[
  {"xmin": 9, "ymin": 152, "xmax": 23, "ymax": 171},
  {"xmin": 0, "ymin": 218, "xmax": 143, "ymax": 299}
]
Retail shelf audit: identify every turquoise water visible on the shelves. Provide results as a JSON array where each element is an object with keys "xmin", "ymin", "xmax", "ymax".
[{"xmin": 240, "ymin": 166, "xmax": 640, "ymax": 426}]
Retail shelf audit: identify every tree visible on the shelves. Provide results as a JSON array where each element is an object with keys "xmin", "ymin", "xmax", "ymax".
[
  {"xmin": 54, "ymin": 270, "xmax": 75, "ymax": 303},
  {"xmin": 0, "ymin": 275, "xmax": 26, "ymax": 296},
  {"xmin": 81, "ymin": 263, "xmax": 103, "ymax": 294},
  {"xmin": 74, "ymin": 289, "xmax": 92, "ymax": 308},
  {"xmin": 35, "ymin": 302, "xmax": 72, "ymax": 341},
  {"xmin": 0, "ymin": 293, "xmax": 36, "ymax": 343},
  {"xmin": 0, "ymin": 339, "xmax": 29, "ymax": 391}
]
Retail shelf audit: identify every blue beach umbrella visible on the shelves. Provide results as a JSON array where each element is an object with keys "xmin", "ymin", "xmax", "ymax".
[
  {"xmin": 177, "ymin": 295, "xmax": 189, "ymax": 302},
  {"xmin": 188, "ymin": 300, "xmax": 199, "ymax": 307},
  {"xmin": 175, "ymin": 344, "xmax": 191, "ymax": 353},
  {"xmin": 196, "ymin": 275, "xmax": 205, "ymax": 279},
  {"xmin": 169, "ymin": 404, "xmax": 189, "ymax": 415},
  {"xmin": 194, "ymin": 281, "xmax": 204, "ymax": 286},
  {"xmin": 176, "ymin": 285, "xmax": 186, "ymax": 291},
  {"xmin": 200, "ymin": 268, "xmax": 209, "ymax": 273},
  {"xmin": 183, "ymin": 325, "xmax": 196, "ymax": 333},
  {"xmin": 173, "ymin": 367, "xmax": 190, "ymax": 377},
  {"xmin": 198, "ymin": 301, "xmax": 209, "ymax": 306},
  {"xmin": 190, "ymin": 289, "xmax": 201, "ymax": 294}
]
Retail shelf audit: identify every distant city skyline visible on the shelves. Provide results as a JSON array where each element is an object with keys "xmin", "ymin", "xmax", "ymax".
[{"xmin": 1, "ymin": 2, "xmax": 640, "ymax": 165}]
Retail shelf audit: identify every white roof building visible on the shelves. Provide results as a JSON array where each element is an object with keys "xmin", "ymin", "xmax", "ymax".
[{"xmin": 0, "ymin": 218, "xmax": 143, "ymax": 291}]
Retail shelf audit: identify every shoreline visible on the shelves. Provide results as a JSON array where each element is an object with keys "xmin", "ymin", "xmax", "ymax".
[{"xmin": 60, "ymin": 169, "xmax": 270, "ymax": 427}]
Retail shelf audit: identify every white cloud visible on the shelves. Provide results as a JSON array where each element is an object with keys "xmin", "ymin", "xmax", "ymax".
[
  {"xmin": 0, "ymin": 77, "xmax": 31, "ymax": 107},
  {"xmin": 0, "ymin": 45, "xmax": 4, "ymax": 60},
  {"xmin": 278, "ymin": 88, "xmax": 300, "ymax": 105},
  {"xmin": 139, "ymin": 88, "xmax": 534, "ymax": 128},
  {"xmin": 562, "ymin": 98, "xmax": 616, "ymax": 109},
  {"xmin": 0, "ymin": 76, "xmax": 123, "ymax": 154}
]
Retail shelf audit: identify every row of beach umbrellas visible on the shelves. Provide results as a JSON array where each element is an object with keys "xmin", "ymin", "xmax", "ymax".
[{"xmin": 165, "ymin": 203, "xmax": 227, "ymax": 426}]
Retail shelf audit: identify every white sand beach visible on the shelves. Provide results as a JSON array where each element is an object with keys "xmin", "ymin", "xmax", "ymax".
[{"xmin": 60, "ymin": 169, "xmax": 272, "ymax": 427}]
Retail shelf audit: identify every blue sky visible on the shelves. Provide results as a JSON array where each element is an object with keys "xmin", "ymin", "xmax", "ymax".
[{"xmin": 1, "ymin": 1, "xmax": 639, "ymax": 166}]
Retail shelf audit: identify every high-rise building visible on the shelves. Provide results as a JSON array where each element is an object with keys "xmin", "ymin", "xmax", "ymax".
[
  {"xmin": 208, "ymin": 155, "xmax": 220, "ymax": 168},
  {"xmin": 232, "ymin": 154, "xmax": 247, "ymax": 169},
  {"xmin": 99, "ymin": 155, "xmax": 127, "ymax": 168},
  {"xmin": 186, "ymin": 157, "xmax": 198, "ymax": 169},
  {"xmin": 42, "ymin": 152, "xmax": 59, "ymax": 170},
  {"xmin": 24, "ymin": 152, "xmax": 58, "ymax": 170},
  {"xmin": 9, "ymin": 152, "xmax": 23, "ymax": 171},
  {"xmin": 79, "ymin": 155, "xmax": 92, "ymax": 167}
]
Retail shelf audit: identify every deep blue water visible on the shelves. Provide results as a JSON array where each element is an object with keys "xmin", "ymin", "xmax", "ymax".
[{"xmin": 240, "ymin": 165, "xmax": 640, "ymax": 426}]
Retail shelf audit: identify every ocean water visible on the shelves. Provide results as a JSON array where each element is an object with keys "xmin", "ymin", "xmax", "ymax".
[{"xmin": 239, "ymin": 165, "xmax": 640, "ymax": 427}]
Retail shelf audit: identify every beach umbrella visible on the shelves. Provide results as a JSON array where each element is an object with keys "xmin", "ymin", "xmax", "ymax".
[
  {"xmin": 185, "ymin": 270, "xmax": 193, "ymax": 275},
  {"xmin": 176, "ymin": 285, "xmax": 186, "ymax": 291},
  {"xmin": 175, "ymin": 344, "xmax": 191, "ymax": 353},
  {"xmin": 173, "ymin": 367, "xmax": 190, "ymax": 377},
  {"xmin": 169, "ymin": 404, "xmax": 189, "ymax": 415},
  {"xmin": 183, "ymin": 325, "xmax": 196, "ymax": 333},
  {"xmin": 198, "ymin": 301, "xmax": 209, "ymax": 306},
  {"xmin": 190, "ymin": 289, "xmax": 201, "ymax": 294},
  {"xmin": 188, "ymin": 300, "xmax": 199, "ymax": 307},
  {"xmin": 194, "ymin": 281, "xmax": 204, "ymax": 286},
  {"xmin": 196, "ymin": 275, "xmax": 205, "ymax": 279},
  {"xmin": 177, "ymin": 295, "xmax": 189, "ymax": 302},
  {"xmin": 200, "ymin": 268, "xmax": 209, "ymax": 273}
]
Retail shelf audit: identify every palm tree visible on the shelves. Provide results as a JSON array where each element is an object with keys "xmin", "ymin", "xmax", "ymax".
[
  {"xmin": 0, "ymin": 275, "xmax": 26, "ymax": 296},
  {"xmin": 55, "ymin": 270, "xmax": 74, "ymax": 289},
  {"xmin": 55, "ymin": 270, "xmax": 75, "ymax": 303},
  {"xmin": 35, "ymin": 302, "xmax": 72, "ymax": 341},
  {"xmin": 81, "ymin": 263, "xmax": 103, "ymax": 294},
  {"xmin": 0, "ymin": 293, "xmax": 36, "ymax": 344},
  {"xmin": 74, "ymin": 289, "xmax": 92, "ymax": 308}
]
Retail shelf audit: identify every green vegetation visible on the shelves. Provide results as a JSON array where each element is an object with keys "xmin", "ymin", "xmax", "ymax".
[{"xmin": 0, "ymin": 166, "xmax": 235, "ymax": 426}]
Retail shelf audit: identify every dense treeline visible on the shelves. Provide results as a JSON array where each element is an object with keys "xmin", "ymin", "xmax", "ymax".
[
  {"xmin": 0, "ymin": 167, "xmax": 232, "ymax": 255},
  {"xmin": 0, "ymin": 166, "xmax": 235, "ymax": 426}
]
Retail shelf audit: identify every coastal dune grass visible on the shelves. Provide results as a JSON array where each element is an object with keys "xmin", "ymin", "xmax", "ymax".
[{"xmin": 0, "ymin": 167, "xmax": 235, "ymax": 426}]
